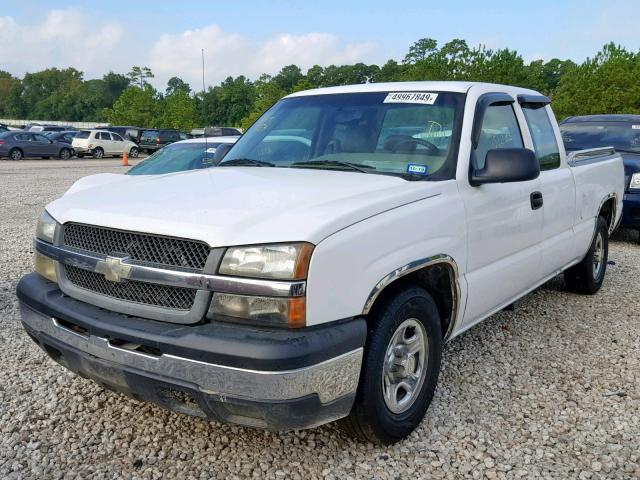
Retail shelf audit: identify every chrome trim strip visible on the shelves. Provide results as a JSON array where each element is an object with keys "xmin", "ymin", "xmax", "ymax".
[
  {"xmin": 35, "ymin": 239, "xmax": 306, "ymax": 298},
  {"xmin": 362, "ymin": 254, "xmax": 461, "ymax": 340},
  {"xmin": 20, "ymin": 304, "xmax": 361, "ymax": 404},
  {"xmin": 597, "ymin": 192, "xmax": 618, "ymax": 236}
]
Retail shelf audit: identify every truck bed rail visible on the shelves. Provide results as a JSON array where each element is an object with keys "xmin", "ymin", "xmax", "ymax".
[{"xmin": 567, "ymin": 146, "xmax": 617, "ymax": 166}]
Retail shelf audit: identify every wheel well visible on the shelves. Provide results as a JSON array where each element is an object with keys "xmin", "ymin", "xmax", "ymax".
[
  {"xmin": 9, "ymin": 147, "xmax": 23, "ymax": 154},
  {"xmin": 599, "ymin": 197, "xmax": 616, "ymax": 232},
  {"xmin": 365, "ymin": 263, "xmax": 457, "ymax": 339}
]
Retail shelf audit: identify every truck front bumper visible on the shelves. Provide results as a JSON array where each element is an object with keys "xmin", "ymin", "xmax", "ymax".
[
  {"xmin": 17, "ymin": 273, "xmax": 366, "ymax": 430},
  {"xmin": 622, "ymin": 191, "xmax": 640, "ymax": 228}
]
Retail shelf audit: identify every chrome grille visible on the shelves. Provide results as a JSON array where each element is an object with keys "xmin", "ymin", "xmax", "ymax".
[
  {"xmin": 63, "ymin": 223, "xmax": 209, "ymax": 271},
  {"xmin": 64, "ymin": 265, "xmax": 196, "ymax": 310}
]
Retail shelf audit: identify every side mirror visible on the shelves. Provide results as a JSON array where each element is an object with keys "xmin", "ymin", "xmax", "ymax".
[
  {"xmin": 213, "ymin": 143, "xmax": 233, "ymax": 164},
  {"xmin": 471, "ymin": 148, "xmax": 540, "ymax": 186}
]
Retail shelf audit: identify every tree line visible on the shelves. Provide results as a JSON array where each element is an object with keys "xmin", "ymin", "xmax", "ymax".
[{"xmin": 0, "ymin": 38, "xmax": 638, "ymax": 131}]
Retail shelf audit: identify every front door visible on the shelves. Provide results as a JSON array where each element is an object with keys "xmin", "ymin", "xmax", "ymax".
[{"xmin": 461, "ymin": 100, "xmax": 544, "ymax": 326}]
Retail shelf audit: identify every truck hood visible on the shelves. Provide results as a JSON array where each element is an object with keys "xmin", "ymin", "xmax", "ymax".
[{"xmin": 47, "ymin": 167, "xmax": 442, "ymax": 247}]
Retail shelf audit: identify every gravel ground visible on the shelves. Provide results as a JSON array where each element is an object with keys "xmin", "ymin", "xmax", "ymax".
[{"xmin": 1, "ymin": 159, "xmax": 639, "ymax": 479}]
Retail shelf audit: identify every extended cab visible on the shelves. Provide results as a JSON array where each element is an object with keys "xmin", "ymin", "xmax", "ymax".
[{"xmin": 17, "ymin": 82, "xmax": 624, "ymax": 444}]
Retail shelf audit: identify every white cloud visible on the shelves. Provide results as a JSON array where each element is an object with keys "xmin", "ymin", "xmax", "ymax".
[
  {"xmin": 148, "ymin": 26, "xmax": 377, "ymax": 88},
  {"xmin": 0, "ymin": 9, "xmax": 129, "ymax": 78},
  {"xmin": 1, "ymin": 8, "xmax": 378, "ymax": 90}
]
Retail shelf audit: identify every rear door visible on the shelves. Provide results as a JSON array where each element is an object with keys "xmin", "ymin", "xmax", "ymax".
[
  {"xmin": 520, "ymin": 99, "xmax": 575, "ymax": 276},
  {"xmin": 13, "ymin": 133, "xmax": 33, "ymax": 155},
  {"xmin": 461, "ymin": 95, "xmax": 544, "ymax": 325}
]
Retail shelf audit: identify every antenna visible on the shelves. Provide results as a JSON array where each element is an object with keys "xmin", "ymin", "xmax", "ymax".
[{"xmin": 201, "ymin": 48, "xmax": 208, "ymax": 162}]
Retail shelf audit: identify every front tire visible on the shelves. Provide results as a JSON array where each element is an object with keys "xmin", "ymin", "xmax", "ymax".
[
  {"xmin": 129, "ymin": 147, "xmax": 139, "ymax": 158},
  {"xmin": 59, "ymin": 148, "xmax": 71, "ymax": 160},
  {"xmin": 92, "ymin": 147, "xmax": 104, "ymax": 159},
  {"xmin": 565, "ymin": 216, "xmax": 609, "ymax": 294},
  {"xmin": 339, "ymin": 287, "xmax": 442, "ymax": 445}
]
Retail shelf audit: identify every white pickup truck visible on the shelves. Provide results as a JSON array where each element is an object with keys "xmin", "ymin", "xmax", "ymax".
[{"xmin": 18, "ymin": 82, "xmax": 624, "ymax": 444}]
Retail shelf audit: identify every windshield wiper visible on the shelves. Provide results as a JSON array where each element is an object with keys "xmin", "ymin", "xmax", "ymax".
[
  {"xmin": 219, "ymin": 158, "xmax": 275, "ymax": 167},
  {"xmin": 291, "ymin": 160, "xmax": 375, "ymax": 173}
]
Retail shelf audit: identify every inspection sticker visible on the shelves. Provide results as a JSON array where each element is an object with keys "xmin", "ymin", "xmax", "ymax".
[
  {"xmin": 406, "ymin": 163, "xmax": 430, "ymax": 175},
  {"xmin": 632, "ymin": 125, "xmax": 640, "ymax": 129},
  {"xmin": 383, "ymin": 92, "xmax": 439, "ymax": 105}
]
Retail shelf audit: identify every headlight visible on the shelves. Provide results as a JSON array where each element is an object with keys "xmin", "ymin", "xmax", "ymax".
[
  {"xmin": 218, "ymin": 243, "xmax": 314, "ymax": 280},
  {"xmin": 36, "ymin": 210, "xmax": 57, "ymax": 243},
  {"xmin": 630, "ymin": 173, "xmax": 640, "ymax": 191},
  {"xmin": 207, "ymin": 293, "xmax": 305, "ymax": 328}
]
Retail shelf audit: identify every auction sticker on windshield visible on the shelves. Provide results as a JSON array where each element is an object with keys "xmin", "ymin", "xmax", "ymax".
[{"xmin": 383, "ymin": 92, "xmax": 439, "ymax": 105}]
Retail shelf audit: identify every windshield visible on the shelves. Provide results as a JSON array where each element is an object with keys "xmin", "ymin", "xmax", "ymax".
[
  {"xmin": 560, "ymin": 122, "xmax": 640, "ymax": 153},
  {"xmin": 221, "ymin": 91, "xmax": 465, "ymax": 180},
  {"xmin": 126, "ymin": 142, "xmax": 226, "ymax": 175}
]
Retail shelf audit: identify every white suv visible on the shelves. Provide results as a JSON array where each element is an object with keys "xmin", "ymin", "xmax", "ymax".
[{"xmin": 72, "ymin": 130, "xmax": 139, "ymax": 159}]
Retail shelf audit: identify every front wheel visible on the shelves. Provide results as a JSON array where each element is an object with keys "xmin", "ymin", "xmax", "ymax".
[
  {"xmin": 339, "ymin": 287, "xmax": 442, "ymax": 445},
  {"xmin": 129, "ymin": 147, "xmax": 139, "ymax": 158},
  {"xmin": 59, "ymin": 148, "xmax": 71, "ymax": 160},
  {"xmin": 565, "ymin": 216, "xmax": 609, "ymax": 294},
  {"xmin": 92, "ymin": 147, "xmax": 104, "ymax": 159}
]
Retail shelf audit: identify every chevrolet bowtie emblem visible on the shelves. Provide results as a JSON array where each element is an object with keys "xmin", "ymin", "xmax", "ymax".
[{"xmin": 95, "ymin": 256, "xmax": 132, "ymax": 283}]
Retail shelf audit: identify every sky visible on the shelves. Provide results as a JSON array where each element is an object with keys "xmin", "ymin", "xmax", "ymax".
[{"xmin": 1, "ymin": 0, "xmax": 639, "ymax": 89}]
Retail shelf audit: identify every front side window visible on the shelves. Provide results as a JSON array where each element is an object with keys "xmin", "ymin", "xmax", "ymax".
[
  {"xmin": 33, "ymin": 134, "xmax": 49, "ymax": 142},
  {"xmin": 522, "ymin": 105, "xmax": 560, "ymax": 170},
  {"xmin": 221, "ymin": 92, "xmax": 465, "ymax": 180},
  {"xmin": 112, "ymin": 133, "xmax": 124, "ymax": 142},
  {"xmin": 473, "ymin": 104, "xmax": 523, "ymax": 169}
]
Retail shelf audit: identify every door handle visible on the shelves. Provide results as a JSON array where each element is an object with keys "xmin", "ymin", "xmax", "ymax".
[{"xmin": 530, "ymin": 191, "xmax": 543, "ymax": 210}]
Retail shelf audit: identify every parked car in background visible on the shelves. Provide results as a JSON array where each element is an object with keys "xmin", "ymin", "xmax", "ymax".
[
  {"xmin": 71, "ymin": 130, "xmax": 139, "ymax": 159},
  {"xmin": 44, "ymin": 130, "xmax": 77, "ymax": 145},
  {"xmin": 0, "ymin": 131, "xmax": 74, "ymax": 160},
  {"xmin": 191, "ymin": 126, "xmax": 243, "ymax": 138},
  {"xmin": 127, "ymin": 136, "xmax": 239, "ymax": 175},
  {"xmin": 560, "ymin": 115, "xmax": 640, "ymax": 238},
  {"xmin": 104, "ymin": 126, "xmax": 143, "ymax": 144},
  {"xmin": 139, "ymin": 129, "xmax": 181, "ymax": 153},
  {"xmin": 27, "ymin": 125, "xmax": 75, "ymax": 133}
]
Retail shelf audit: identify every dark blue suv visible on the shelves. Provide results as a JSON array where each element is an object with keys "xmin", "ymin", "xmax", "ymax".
[{"xmin": 560, "ymin": 115, "xmax": 640, "ymax": 239}]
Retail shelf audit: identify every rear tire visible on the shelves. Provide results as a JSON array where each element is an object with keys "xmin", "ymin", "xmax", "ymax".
[
  {"xmin": 92, "ymin": 147, "xmax": 104, "ymax": 159},
  {"xmin": 565, "ymin": 216, "xmax": 608, "ymax": 294},
  {"xmin": 338, "ymin": 287, "xmax": 442, "ymax": 445},
  {"xmin": 8, "ymin": 148, "xmax": 23, "ymax": 160}
]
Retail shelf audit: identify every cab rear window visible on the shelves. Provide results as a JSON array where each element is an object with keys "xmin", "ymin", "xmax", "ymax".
[{"xmin": 75, "ymin": 131, "xmax": 91, "ymax": 139}]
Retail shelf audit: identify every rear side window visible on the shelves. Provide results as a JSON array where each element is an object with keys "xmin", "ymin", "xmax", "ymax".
[
  {"xmin": 522, "ymin": 105, "xmax": 561, "ymax": 170},
  {"xmin": 473, "ymin": 104, "xmax": 523, "ymax": 169},
  {"xmin": 141, "ymin": 130, "xmax": 158, "ymax": 141},
  {"xmin": 75, "ymin": 131, "xmax": 90, "ymax": 139}
]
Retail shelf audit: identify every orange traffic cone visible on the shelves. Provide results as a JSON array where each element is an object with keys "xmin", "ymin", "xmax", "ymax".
[{"xmin": 121, "ymin": 148, "xmax": 129, "ymax": 167}]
